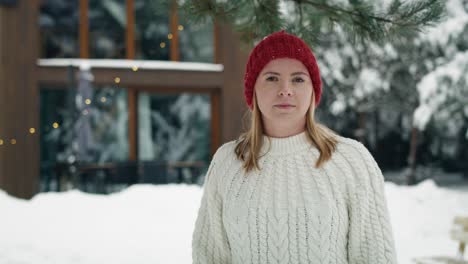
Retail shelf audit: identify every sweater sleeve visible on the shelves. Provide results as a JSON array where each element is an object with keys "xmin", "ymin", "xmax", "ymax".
[
  {"xmin": 192, "ymin": 145, "xmax": 232, "ymax": 264},
  {"xmin": 347, "ymin": 142, "xmax": 398, "ymax": 264}
]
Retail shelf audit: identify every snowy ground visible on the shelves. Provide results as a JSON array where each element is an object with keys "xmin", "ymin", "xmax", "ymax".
[{"xmin": 1, "ymin": 179, "xmax": 467, "ymax": 264}]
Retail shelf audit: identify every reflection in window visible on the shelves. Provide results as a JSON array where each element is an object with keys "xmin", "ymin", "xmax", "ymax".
[
  {"xmin": 138, "ymin": 93, "xmax": 211, "ymax": 163},
  {"xmin": 178, "ymin": 8, "xmax": 214, "ymax": 63},
  {"xmin": 39, "ymin": 0, "xmax": 79, "ymax": 58},
  {"xmin": 77, "ymin": 85, "xmax": 129, "ymax": 163},
  {"xmin": 135, "ymin": 0, "xmax": 170, "ymax": 60},
  {"xmin": 89, "ymin": 0, "xmax": 126, "ymax": 59},
  {"xmin": 40, "ymin": 88, "xmax": 67, "ymax": 175},
  {"xmin": 40, "ymin": 85, "xmax": 128, "ymax": 191}
]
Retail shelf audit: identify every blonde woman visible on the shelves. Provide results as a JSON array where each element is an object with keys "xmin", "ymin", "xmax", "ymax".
[{"xmin": 192, "ymin": 30, "xmax": 397, "ymax": 264}]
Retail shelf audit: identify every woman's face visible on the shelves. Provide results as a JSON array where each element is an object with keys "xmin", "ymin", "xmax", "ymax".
[{"xmin": 254, "ymin": 58, "xmax": 313, "ymax": 125}]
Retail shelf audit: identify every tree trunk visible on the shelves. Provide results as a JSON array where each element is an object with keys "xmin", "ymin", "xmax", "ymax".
[
  {"xmin": 457, "ymin": 117, "xmax": 468, "ymax": 179},
  {"xmin": 356, "ymin": 111, "xmax": 366, "ymax": 143},
  {"xmin": 373, "ymin": 110, "xmax": 379, "ymax": 150},
  {"xmin": 407, "ymin": 126, "xmax": 418, "ymax": 185}
]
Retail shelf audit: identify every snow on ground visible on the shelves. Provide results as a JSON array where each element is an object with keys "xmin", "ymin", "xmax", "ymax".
[{"xmin": 0, "ymin": 179, "xmax": 467, "ymax": 264}]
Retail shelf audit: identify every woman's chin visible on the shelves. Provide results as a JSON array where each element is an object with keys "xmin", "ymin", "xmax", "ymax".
[{"xmin": 273, "ymin": 106, "xmax": 296, "ymax": 114}]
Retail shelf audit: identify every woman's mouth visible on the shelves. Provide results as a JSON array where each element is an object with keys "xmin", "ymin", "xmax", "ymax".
[{"xmin": 275, "ymin": 104, "xmax": 295, "ymax": 109}]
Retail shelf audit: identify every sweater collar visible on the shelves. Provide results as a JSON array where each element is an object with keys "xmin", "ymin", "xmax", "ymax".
[{"xmin": 260, "ymin": 130, "xmax": 313, "ymax": 155}]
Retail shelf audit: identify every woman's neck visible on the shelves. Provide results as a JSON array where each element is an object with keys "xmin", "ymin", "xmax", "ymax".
[{"xmin": 262, "ymin": 117, "xmax": 306, "ymax": 138}]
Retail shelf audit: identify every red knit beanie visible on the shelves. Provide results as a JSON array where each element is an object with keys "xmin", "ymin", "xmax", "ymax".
[{"xmin": 244, "ymin": 30, "xmax": 322, "ymax": 110}]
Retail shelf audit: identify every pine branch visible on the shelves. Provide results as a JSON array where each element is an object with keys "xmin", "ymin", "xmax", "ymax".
[
  {"xmin": 307, "ymin": 0, "xmax": 444, "ymax": 42},
  {"xmin": 302, "ymin": 0, "xmax": 393, "ymax": 24},
  {"xmin": 180, "ymin": 0, "xmax": 445, "ymax": 45}
]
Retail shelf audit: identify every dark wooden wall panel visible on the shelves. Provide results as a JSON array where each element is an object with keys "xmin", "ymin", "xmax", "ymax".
[
  {"xmin": 0, "ymin": 1, "xmax": 40, "ymax": 199},
  {"xmin": 215, "ymin": 23, "xmax": 250, "ymax": 143}
]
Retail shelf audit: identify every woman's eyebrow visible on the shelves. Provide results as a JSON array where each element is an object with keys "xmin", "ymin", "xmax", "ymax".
[
  {"xmin": 262, "ymin": 71, "xmax": 309, "ymax": 76},
  {"xmin": 291, "ymin": 71, "xmax": 309, "ymax": 76},
  {"xmin": 262, "ymin": 71, "xmax": 280, "ymax": 76}
]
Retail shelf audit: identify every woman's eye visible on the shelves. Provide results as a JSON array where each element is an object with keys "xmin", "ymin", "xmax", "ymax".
[
  {"xmin": 266, "ymin": 76, "xmax": 278, "ymax": 81},
  {"xmin": 293, "ymin": 77, "xmax": 304, "ymax": 83}
]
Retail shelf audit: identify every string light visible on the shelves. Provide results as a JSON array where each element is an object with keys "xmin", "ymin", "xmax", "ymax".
[
  {"xmin": 132, "ymin": 66, "xmax": 138, "ymax": 72},
  {"xmin": 178, "ymin": 25, "xmax": 184, "ymax": 31},
  {"xmin": 0, "ymin": 139, "xmax": 3, "ymax": 145},
  {"xmin": 85, "ymin": 98, "xmax": 91, "ymax": 105},
  {"xmin": 100, "ymin": 97, "xmax": 107, "ymax": 103},
  {"xmin": 160, "ymin": 42, "xmax": 166, "ymax": 48},
  {"xmin": 168, "ymin": 33, "xmax": 173, "ymax": 40},
  {"xmin": 53, "ymin": 122, "xmax": 59, "ymax": 129},
  {"xmin": 29, "ymin": 128, "xmax": 36, "ymax": 134},
  {"xmin": 114, "ymin": 77, "xmax": 121, "ymax": 84},
  {"xmin": 11, "ymin": 139, "xmax": 16, "ymax": 145}
]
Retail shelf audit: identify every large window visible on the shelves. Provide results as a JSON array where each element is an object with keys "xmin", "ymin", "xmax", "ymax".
[
  {"xmin": 39, "ymin": 0, "xmax": 214, "ymax": 62},
  {"xmin": 40, "ymin": 85, "xmax": 129, "ymax": 190}
]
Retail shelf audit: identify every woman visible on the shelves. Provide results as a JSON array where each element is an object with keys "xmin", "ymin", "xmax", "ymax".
[{"xmin": 192, "ymin": 30, "xmax": 397, "ymax": 264}]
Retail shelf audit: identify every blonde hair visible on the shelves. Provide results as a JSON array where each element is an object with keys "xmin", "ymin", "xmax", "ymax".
[{"xmin": 234, "ymin": 91, "xmax": 339, "ymax": 173}]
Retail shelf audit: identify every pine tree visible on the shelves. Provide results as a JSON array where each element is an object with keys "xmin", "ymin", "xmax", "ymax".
[{"xmin": 180, "ymin": 0, "xmax": 446, "ymax": 46}]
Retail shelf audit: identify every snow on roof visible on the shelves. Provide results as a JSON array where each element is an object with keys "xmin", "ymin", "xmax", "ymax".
[{"xmin": 37, "ymin": 58, "xmax": 224, "ymax": 72}]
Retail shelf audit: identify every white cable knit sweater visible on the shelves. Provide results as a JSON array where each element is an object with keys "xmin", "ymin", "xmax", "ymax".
[{"xmin": 192, "ymin": 131, "xmax": 397, "ymax": 264}]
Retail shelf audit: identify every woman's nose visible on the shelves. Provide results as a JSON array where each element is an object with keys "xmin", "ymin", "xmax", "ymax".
[{"xmin": 278, "ymin": 82, "xmax": 293, "ymax": 96}]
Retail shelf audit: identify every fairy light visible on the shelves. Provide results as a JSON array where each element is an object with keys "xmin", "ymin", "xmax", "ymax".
[
  {"xmin": 0, "ymin": 139, "xmax": 3, "ymax": 145},
  {"xmin": 85, "ymin": 98, "xmax": 91, "ymax": 105},
  {"xmin": 100, "ymin": 97, "xmax": 107, "ymax": 103},
  {"xmin": 160, "ymin": 42, "xmax": 166, "ymax": 48},
  {"xmin": 53, "ymin": 122, "xmax": 59, "ymax": 129},
  {"xmin": 11, "ymin": 139, "xmax": 16, "ymax": 145},
  {"xmin": 29, "ymin": 128, "xmax": 36, "ymax": 134},
  {"xmin": 168, "ymin": 33, "xmax": 173, "ymax": 40},
  {"xmin": 114, "ymin": 77, "xmax": 121, "ymax": 84},
  {"xmin": 132, "ymin": 66, "xmax": 138, "ymax": 72},
  {"xmin": 178, "ymin": 25, "xmax": 184, "ymax": 31}
]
